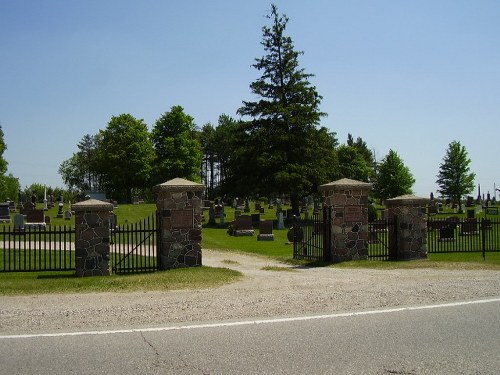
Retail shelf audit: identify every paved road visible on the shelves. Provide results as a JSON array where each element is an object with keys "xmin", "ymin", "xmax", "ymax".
[{"xmin": 1, "ymin": 298, "xmax": 499, "ymax": 374}]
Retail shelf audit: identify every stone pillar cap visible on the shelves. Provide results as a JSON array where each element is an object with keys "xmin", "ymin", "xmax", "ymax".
[
  {"xmin": 72, "ymin": 199, "xmax": 114, "ymax": 212},
  {"xmin": 318, "ymin": 178, "xmax": 372, "ymax": 191},
  {"xmin": 153, "ymin": 177, "xmax": 205, "ymax": 192},
  {"xmin": 386, "ymin": 194, "xmax": 430, "ymax": 205}
]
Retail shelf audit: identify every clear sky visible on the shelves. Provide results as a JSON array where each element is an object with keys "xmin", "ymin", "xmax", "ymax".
[{"xmin": 1, "ymin": 0, "xmax": 499, "ymax": 198}]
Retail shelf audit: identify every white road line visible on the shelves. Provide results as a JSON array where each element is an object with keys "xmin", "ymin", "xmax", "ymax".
[{"xmin": 1, "ymin": 297, "xmax": 499, "ymax": 340}]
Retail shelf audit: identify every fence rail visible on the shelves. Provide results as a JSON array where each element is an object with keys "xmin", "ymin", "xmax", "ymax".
[
  {"xmin": 427, "ymin": 217, "xmax": 500, "ymax": 254},
  {"xmin": 0, "ymin": 225, "xmax": 75, "ymax": 272}
]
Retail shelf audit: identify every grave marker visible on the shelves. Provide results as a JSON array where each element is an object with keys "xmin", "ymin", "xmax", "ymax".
[
  {"xmin": 232, "ymin": 215, "xmax": 254, "ymax": 236},
  {"xmin": 0, "ymin": 202, "xmax": 10, "ymax": 222},
  {"xmin": 258, "ymin": 220, "xmax": 274, "ymax": 241}
]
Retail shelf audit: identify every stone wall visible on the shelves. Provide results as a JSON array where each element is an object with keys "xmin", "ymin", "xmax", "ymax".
[
  {"xmin": 319, "ymin": 178, "xmax": 372, "ymax": 262},
  {"xmin": 73, "ymin": 199, "xmax": 113, "ymax": 277},
  {"xmin": 386, "ymin": 195, "xmax": 430, "ymax": 260},
  {"xmin": 154, "ymin": 178, "xmax": 205, "ymax": 269}
]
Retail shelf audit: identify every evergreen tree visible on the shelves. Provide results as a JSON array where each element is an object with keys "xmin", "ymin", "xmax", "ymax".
[
  {"xmin": 436, "ymin": 140, "xmax": 475, "ymax": 212},
  {"xmin": 237, "ymin": 4, "xmax": 328, "ymax": 213},
  {"xmin": 373, "ymin": 149, "xmax": 415, "ymax": 202}
]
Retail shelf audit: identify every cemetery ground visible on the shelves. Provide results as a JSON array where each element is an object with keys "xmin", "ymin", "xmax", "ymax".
[{"xmin": 0, "ymin": 201, "xmax": 499, "ymax": 297}]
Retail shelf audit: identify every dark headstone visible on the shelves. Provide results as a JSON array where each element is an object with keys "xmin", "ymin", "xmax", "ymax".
[
  {"xmin": 258, "ymin": 220, "xmax": 274, "ymax": 241},
  {"xmin": 0, "ymin": 202, "xmax": 10, "ymax": 222},
  {"xmin": 439, "ymin": 226, "xmax": 455, "ymax": 241},
  {"xmin": 232, "ymin": 215, "xmax": 254, "ymax": 236},
  {"xmin": 460, "ymin": 219, "xmax": 478, "ymax": 235},
  {"xmin": 251, "ymin": 213, "xmax": 260, "ymax": 227}
]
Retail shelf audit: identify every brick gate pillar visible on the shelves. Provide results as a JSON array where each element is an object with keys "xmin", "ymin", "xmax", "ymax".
[
  {"xmin": 319, "ymin": 178, "xmax": 372, "ymax": 262},
  {"xmin": 73, "ymin": 199, "xmax": 114, "ymax": 277},
  {"xmin": 385, "ymin": 195, "xmax": 430, "ymax": 260},
  {"xmin": 153, "ymin": 178, "xmax": 205, "ymax": 270}
]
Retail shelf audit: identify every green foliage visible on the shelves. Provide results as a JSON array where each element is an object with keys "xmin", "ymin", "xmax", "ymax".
[
  {"xmin": 373, "ymin": 149, "xmax": 415, "ymax": 201},
  {"xmin": 96, "ymin": 114, "xmax": 155, "ymax": 203},
  {"xmin": 0, "ymin": 125, "xmax": 8, "ymax": 176},
  {"xmin": 337, "ymin": 145, "xmax": 372, "ymax": 182},
  {"xmin": 151, "ymin": 105, "xmax": 202, "ymax": 184},
  {"xmin": 346, "ymin": 133, "xmax": 375, "ymax": 169},
  {"xmin": 436, "ymin": 140, "xmax": 475, "ymax": 211},
  {"xmin": 236, "ymin": 5, "xmax": 330, "ymax": 212},
  {"xmin": 0, "ymin": 174, "xmax": 20, "ymax": 202}
]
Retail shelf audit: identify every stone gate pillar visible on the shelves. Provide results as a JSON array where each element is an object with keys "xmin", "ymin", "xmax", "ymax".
[
  {"xmin": 153, "ymin": 178, "xmax": 205, "ymax": 270},
  {"xmin": 385, "ymin": 195, "xmax": 430, "ymax": 260},
  {"xmin": 73, "ymin": 199, "xmax": 114, "ymax": 277},
  {"xmin": 319, "ymin": 178, "xmax": 372, "ymax": 262}
]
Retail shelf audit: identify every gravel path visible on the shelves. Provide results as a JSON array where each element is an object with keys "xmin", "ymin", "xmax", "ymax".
[{"xmin": 1, "ymin": 249, "xmax": 499, "ymax": 335}]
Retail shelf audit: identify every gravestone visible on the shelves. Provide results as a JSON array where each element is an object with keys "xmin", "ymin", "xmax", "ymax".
[
  {"xmin": 232, "ymin": 215, "xmax": 254, "ymax": 236},
  {"xmin": 25, "ymin": 209, "xmax": 45, "ymax": 229},
  {"xmin": 14, "ymin": 213, "xmax": 24, "ymax": 230},
  {"xmin": 44, "ymin": 215, "xmax": 51, "ymax": 225},
  {"xmin": 439, "ymin": 226, "xmax": 455, "ymax": 241},
  {"xmin": 0, "ymin": 202, "xmax": 10, "ymax": 222},
  {"xmin": 109, "ymin": 213, "xmax": 117, "ymax": 230},
  {"xmin": 460, "ymin": 219, "xmax": 478, "ymax": 235},
  {"xmin": 57, "ymin": 203, "xmax": 64, "ymax": 218},
  {"xmin": 244, "ymin": 198, "xmax": 250, "ymax": 213},
  {"xmin": 251, "ymin": 213, "xmax": 260, "ymax": 228},
  {"xmin": 467, "ymin": 209, "xmax": 475, "ymax": 219},
  {"xmin": 208, "ymin": 206, "xmax": 216, "ymax": 225},
  {"xmin": 64, "ymin": 210, "xmax": 72, "ymax": 220},
  {"xmin": 8, "ymin": 200, "xmax": 16, "ymax": 212},
  {"xmin": 218, "ymin": 204, "xmax": 225, "ymax": 227},
  {"xmin": 255, "ymin": 202, "xmax": 261, "ymax": 212},
  {"xmin": 277, "ymin": 211, "xmax": 285, "ymax": 229},
  {"xmin": 257, "ymin": 220, "xmax": 274, "ymax": 241}
]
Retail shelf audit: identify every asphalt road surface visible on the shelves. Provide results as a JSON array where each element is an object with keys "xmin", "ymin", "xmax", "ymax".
[{"xmin": 1, "ymin": 298, "xmax": 499, "ymax": 374}]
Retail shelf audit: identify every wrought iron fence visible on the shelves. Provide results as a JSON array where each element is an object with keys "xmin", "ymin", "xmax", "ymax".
[
  {"xmin": 292, "ymin": 207, "xmax": 332, "ymax": 262},
  {"xmin": 111, "ymin": 213, "xmax": 160, "ymax": 273},
  {"xmin": 427, "ymin": 217, "xmax": 500, "ymax": 254},
  {"xmin": 0, "ymin": 224, "xmax": 75, "ymax": 272}
]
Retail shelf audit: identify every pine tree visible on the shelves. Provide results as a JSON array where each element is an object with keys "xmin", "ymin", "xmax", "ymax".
[
  {"xmin": 237, "ymin": 4, "xmax": 329, "ymax": 213},
  {"xmin": 436, "ymin": 141, "xmax": 475, "ymax": 212}
]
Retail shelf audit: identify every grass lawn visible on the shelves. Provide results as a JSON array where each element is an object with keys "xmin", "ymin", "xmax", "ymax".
[{"xmin": 0, "ymin": 266, "xmax": 241, "ymax": 296}]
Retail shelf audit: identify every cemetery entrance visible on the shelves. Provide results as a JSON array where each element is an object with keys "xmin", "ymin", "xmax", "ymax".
[
  {"xmin": 111, "ymin": 213, "xmax": 160, "ymax": 273},
  {"xmin": 292, "ymin": 206, "xmax": 332, "ymax": 262}
]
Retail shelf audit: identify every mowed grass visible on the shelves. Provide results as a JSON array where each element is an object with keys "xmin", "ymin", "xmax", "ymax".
[
  {"xmin": 331, "ymin": 252, "xmax": 500, "ymax": 270},
  {"xmin": 0, "ymin": 266, "xmax": 241, "ymax": 296}
]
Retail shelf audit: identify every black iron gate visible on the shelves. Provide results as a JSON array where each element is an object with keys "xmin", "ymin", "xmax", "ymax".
[
  {"xmin": 111, "ymin": 213, "xmax": 160, "ymax": 273},
  {"xmin": 292, "ymin": 206, "xmax": 332, "ymax": 262},
  {"xmin": 368, "ymin": 218, "xmax": 396, "ymax": 261}
]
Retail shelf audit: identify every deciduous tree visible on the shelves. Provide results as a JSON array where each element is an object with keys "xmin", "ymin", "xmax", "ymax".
[
  {"xmin": 96, "ymin": 114, "xmax": 154, "ymax": 203},
  {"xmin": 151, "ymin": 105, "xmax": 202, "ymax": 184},
  {"xmin": 373, "ymin": 149, "xmax": 415, "ymax": 202}
]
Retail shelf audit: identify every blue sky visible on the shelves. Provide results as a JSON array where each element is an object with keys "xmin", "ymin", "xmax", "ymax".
[{"xmin": 1, "ymin": 0, "xmax": 499, "ymax": 198}]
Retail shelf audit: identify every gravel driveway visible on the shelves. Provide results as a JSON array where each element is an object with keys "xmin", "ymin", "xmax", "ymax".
[{"xmin": 1, "ymin": 249, "xmax": 499, "ymax": 335}]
